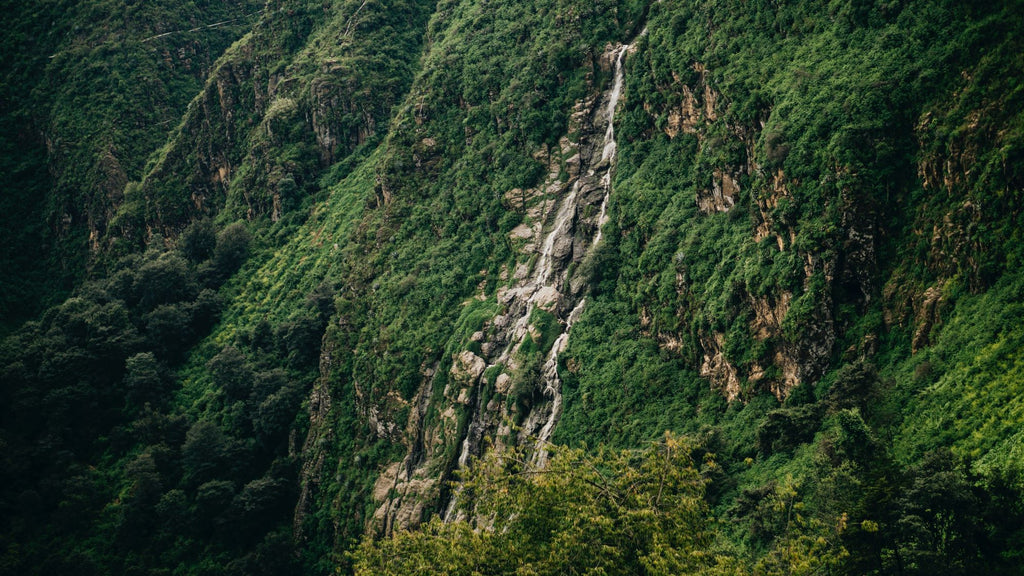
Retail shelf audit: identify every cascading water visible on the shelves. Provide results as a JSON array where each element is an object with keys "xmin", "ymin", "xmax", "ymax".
[
  {"xmin": 525, "ymin": 42, "xmax": 632, "ymax": 465},
  {"xmin": 470, "ymin": 38, "xmax": 633, "ymax": 463},
  {"xmin": 387, "ymin": 36, "xmax": 638, "ymax": 527},
  {"xmin": 530, "ymin": 298, "xmax": 586, "ymax": 465},
  {"xmin": 601, "ymin": 45, "xmax": 628, "ymax": 163},
  {"xmin": 594, "ymin": 43, "xmax": 629, "ymax": 256}
]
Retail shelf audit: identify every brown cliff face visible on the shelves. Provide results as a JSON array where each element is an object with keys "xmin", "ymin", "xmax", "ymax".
[
  {"xmin": 699, "ymin": 332, "xmax": 743, "ymax": 401},
  {"xmin": 754, "ymin": 169, "xmax": 795, "ymax": 250},
  {"xmin": 698, "ymin": 168, "xmax": 741, "ymax": 214},
  {"xmin": 880, "ymin": 61, "xmax": 1022, "ymax": 351},
  {"xmin": 640, "ymin": 58, "xmax": 860, "ymax": 400},
  {"xmin": 658, "ymin": 62, "xmax": 748, "ymax": 216}
]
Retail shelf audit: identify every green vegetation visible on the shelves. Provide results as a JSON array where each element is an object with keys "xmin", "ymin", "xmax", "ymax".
[
  {"xmin": 353, "ymin": 434, "xmax": 744, "ymax": 575},
  {"xmin": 354, "ymin": 433, "xmax": 864, "ymax": 575},
  {"xmin": 2, "ymin": 0, "xmax": 1024, "ymax": 574},
  {"xmin": 0, "ymin": 0, "xmax": 262, "ymax": 332}
]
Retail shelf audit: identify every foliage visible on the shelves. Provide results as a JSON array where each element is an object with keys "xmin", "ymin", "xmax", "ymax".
[
  {"xmin": 3, "ymin": 0, "xmax": 1024, "ymax": 574},
  {"xmin": 352, "ymin": 433, "xmax": 739, "ymax": 575},
  {"xmin": 0, "ymin": 0, "xmax": 261, "ymax": 330}
]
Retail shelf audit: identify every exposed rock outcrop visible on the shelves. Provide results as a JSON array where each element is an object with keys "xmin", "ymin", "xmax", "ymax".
[
  {"xmin": 754, "ymin": 169, "xmax": 795, "ymax": 250},
  {"xmin": 700, "ymin": 332, "xmax": 743, "ymax": 401},
  {"xmin": 698, "ymin": 168, "xmax": 741, "ymax": 213},
  {"xmin": 293, "ymin": 335, "xmax": 336, "ymax": 541},
  {"xmin": 912, "ymin": 285, "xmax": 945, "ymax": 353}
]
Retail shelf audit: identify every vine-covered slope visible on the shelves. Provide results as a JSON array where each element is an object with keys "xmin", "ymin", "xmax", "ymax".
[
  {"xmin": 0, "ymin": 0, "xmax": 262, "ymax": 332},
  {"xmin": 2, "ymin": 0, "xmax": 1023, "ymax": 574}
]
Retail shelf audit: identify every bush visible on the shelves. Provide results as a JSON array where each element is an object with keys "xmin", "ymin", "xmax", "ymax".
[
  {"xmin": 179, "ymin": 218, "xmax": 217, "ymax": 263},
  {"xmin": 212, "ymin": 222, "xmax": 252, "ymax": 281}
]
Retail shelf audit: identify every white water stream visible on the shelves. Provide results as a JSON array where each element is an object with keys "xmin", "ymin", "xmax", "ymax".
[
  {"xmin": 593, "ymin": 43, "xmax": 628, "ymax": 250},
  {"xmin": 448, "ymin": 37, "xmax": 634, "ymax": 492},
  {"xmin": 528, "ymin": 42, "xmax": 632, "ymax": 464}
]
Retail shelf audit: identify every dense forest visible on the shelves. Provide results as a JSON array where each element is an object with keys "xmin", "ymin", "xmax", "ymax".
[{"xmin": 2, "ymin": 0, "xmax": 1023, "ymax": 574}]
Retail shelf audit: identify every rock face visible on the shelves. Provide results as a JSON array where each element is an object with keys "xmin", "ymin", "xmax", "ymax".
[
  {"xmin": 117, "ymin": 1, "xmax": 428, "ymax": 241},
  {"xmin": 450, "ymin": 350, "xmax": 487, "ymax": 386},
  {"xmin": 754, "ymin": 169, "xmax": 795, "ymax": 250},
  {"xmin": 656, "ymin": 62, "xmax": 749, "ymax": 216},
  {"xmin": 698, "ymin": 169, "xmax": 741, "ymax": 213},
  {"xmin": 912, "ymin": 285, "xmax": 945, "ymax": 353},
  {"xmin": 645, "ymin": 60, "xmax": 852, "ymax": 400},
  {"xmin": 700, "ymin": 332, "xmax": 743, "ymax": 401},
  {"xmin": 365, "ymin": 39, "xmax": 639, "ymax": 533},
  {"xmin": 293, "ymin": 336, "xmax": 335, "ymax": 540}
]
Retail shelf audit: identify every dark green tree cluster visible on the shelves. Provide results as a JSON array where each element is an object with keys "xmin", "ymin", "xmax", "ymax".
[{"xmin": 0, "ymin": 219, "xmax": 322, "ymax": 574}]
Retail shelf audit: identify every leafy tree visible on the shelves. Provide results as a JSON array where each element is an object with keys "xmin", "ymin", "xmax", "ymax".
[
  {"xmin": 304, "ymin": 281, "xmax": 336, "ymax": 322},
  {"xmin": 133, "ymin": 252, "xmax": 197, "ymax": 311},
  {"xmin": 120, "ymin": 452, "xmax": 164, "ymax": 541},
  {"xmin": 231, "ymin": 475, "xmax": 291, "ymax": 539},
  {"xmin": 182, "ymin": 420, "xmax": 232, "ymax": 488},
  {"xmin": 155, "ymin": 488, "xmax": 190, "ymax": 534},
  {"xmin": 196, "ymin": 479, "xmax": 236, "ymax": 517},
  {"xmin": 254, "ymin": 385, "xmax": 301, "ymax": 442},
  {"xmin": 889, "ymin": 450, "xmax": 986, "ymax": 575},
  {"xmin": 750, "ymin": 475, "xmax": 850, "ymax": 576},
  {"xmin": 275, "ymin": 312, "xmax": 323, "ymax": 369},
  {"xmin": 756, "ymin": 404, "xmax": 822, "ymax": 455},
  {"xmin": 179, "ymin": 218, "xmax": 217, "ymax": 263},
  {"xmin": 353, "ymin": 433, "xmax": 739, "ymax": 575},
  {"xmin": 825, "ymin": 361, "xmax": 878, "ymax": 414},
  {"xmin": 190, "ymin": 288, "xmax": 223, "ymax": 334},
  {"xmin": 207, "ymin": 346, "xmax": 255, "ymax": 402},
  {"xmin": 123, "ymin": 352, "xmax": 166, "ymax": 413},
  {"xmin": 143, "ymin": 303, "xmax": 193, "ymax": 363},
  {"xmin": 212, "ymin": 222, "xmax": 252, "ymax": 279}
]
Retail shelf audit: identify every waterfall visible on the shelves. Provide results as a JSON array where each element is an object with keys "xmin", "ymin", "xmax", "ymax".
[
  {"xmin": 601, "ymin": 45, "xmax": 628, "ymax": 163},
  {"xmin": 532, "ymin": 298, "xmax": 587, "ymax": 465},
  {"xmin": 443, "ymin": 37, "xmax": 634, "ymax": 518},
  {"xmin": 529, "ymin": 43, "xmax": 632, "ymax": 464},
  {"xmin": 594, "ymin": 43, "xmax": 629, "ymax": 250}
]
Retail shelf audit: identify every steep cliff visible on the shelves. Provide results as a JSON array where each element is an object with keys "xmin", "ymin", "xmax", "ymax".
[
  {"xmin": 0, "ymin": 0, "xmax": 261, "ymax": 331},
  {"xmin": 2, "ymin": 0, "xmax": 1024, "ymax": 574}
]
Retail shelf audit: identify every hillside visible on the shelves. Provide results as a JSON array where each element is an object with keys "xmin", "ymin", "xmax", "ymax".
[{"xmin": 2, "ymin": 0, "xmax": 1023, "ymax": 574}]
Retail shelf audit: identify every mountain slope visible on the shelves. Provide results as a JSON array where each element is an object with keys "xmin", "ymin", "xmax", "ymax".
[
  {"xmin": 2, "ymin": 0, "xmax": 1023, "ymax": 574},
  {"xmin": 0, "ymin": 0, "xmax": 262, "ymax": 332}
]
